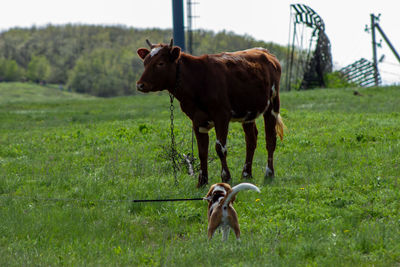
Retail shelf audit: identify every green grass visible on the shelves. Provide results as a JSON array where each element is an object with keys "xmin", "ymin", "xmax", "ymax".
[{"xmin": 1, "ymin": 82, "xmax": 399, "ymax": 266}]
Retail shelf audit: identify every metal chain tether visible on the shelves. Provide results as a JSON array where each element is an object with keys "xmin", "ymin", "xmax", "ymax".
[
  {"xmin": 168, "ymin": 59, "xmax": 197, "ymax": 185},
  {"xmin": 169, "ymin": 93, "xmax": 179, "ymax": 185}
]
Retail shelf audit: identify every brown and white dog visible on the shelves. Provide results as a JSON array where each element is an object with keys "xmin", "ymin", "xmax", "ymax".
[{"xmin": 204, "ymin": 182, "xmax": 260, "ymax": 241}]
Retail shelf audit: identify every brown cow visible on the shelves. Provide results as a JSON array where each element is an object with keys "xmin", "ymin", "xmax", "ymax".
[{"xmin": 136, "ymin": 39, "xmax": 284, "ymax": 188}]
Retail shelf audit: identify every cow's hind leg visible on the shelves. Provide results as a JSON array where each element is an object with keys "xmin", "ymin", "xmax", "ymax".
[
  {"xmin": 263, "ymin": 108, "xmax": 277, "ymax": 181},
  {"xmin": 214, "ymin": 118, "xmax": 231, "ymax": 183},
  {"xmin": 263, "ymin": 90, "xmax": 284, "ymax": 181},
  {"xmin": 194, "ymin": 127, "xmax": 209, "ymax": 188},
  {"xmin": 241, "ymin": 122, "xmax": 258, "ymax": 179}
]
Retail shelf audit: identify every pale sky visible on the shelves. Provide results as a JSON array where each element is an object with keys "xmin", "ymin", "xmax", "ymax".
[{"xmin": 1, "ymin": 0, "xmax": 399, "ymax": 84}]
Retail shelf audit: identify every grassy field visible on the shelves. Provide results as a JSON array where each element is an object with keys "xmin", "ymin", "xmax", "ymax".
[{"xmin": 1, "ymin": 82, "xmax": 399, "ymax": 266}]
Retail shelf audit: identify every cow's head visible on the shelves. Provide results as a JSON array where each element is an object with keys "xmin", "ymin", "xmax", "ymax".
[{"xmin": 136, "ymin": 39, "xmax": 181, "ymax": 93}]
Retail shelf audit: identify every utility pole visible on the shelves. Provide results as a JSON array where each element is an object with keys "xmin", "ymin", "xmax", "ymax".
[
  {"xmin": 172, "ymin": 0, "xmax": 186, "ymax": 51},
  {"xmin": 370, "ymin": 14, "xmax": 379, "ymax": 86},
  {"xmin": 186, "ymin": 0, "xmax": 199, "ymax": 55}
]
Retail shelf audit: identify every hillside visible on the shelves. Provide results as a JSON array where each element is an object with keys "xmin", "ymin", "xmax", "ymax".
[
  {"xmin": 0, "ymin": 82, "xmax": 93, "ymax": 104},
  {"xmin": 1, "ymin": 84, "xmax": 399, "ymax": 265},
  {"xmin": 0, "ymin": 25, "xmax": 289, "ymax": 97}
]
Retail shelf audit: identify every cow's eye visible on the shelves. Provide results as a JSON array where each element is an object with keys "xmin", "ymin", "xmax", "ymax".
[{"xmin": 157, "ymin": 62, "xmax": 165, "ymax": 67}]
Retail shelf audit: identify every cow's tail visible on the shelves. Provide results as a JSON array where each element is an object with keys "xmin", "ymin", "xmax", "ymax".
[
  {"xmin": 263, "ymin": 49, "xmax": 285, "ymax": 141},
  {"xmin": 275, "ymin": 113, "xmax": 285, "ymax": 141},
  {"xmin": 222, "ymin": 183, "xmax": 260, "ymax": 208}
]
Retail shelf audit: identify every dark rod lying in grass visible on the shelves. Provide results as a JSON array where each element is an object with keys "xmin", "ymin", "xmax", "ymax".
[{"xmin": 132, "ymin": 197, "xmax": 203, "ymax": 203}]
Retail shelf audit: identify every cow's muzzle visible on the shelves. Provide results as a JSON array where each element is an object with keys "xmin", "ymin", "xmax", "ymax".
[{"xmin": 136, "ymin": 83, "xmax": 147, "ymax": 92}]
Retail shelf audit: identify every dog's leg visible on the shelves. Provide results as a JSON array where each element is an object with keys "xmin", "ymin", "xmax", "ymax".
[
  {"xmin": 207, "ymin": 225, "xmax": 218, "ymax": 240},
  {"xmin": 232, "ymin": 223, "xmax": 240, "ymax": 240},
  {"xmin": 208, "ymin": 211, "xmax": 222, "ymax": 240},
  {"xmin": 229, "ymin": 209, "xmax": 241, "ymax": 240},
  {"xmin": 222, "ymin": 226, "xmax": 230, "ymax": 241}
]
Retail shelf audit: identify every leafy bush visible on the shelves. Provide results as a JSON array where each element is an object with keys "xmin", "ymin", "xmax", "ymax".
[
  {"xmin": 324, "ymin": 71, "xmax": 356, "ymax": 88},
  {"xmin": 0, "ymin": 58, "xmax": 23, "ymax": 81}
]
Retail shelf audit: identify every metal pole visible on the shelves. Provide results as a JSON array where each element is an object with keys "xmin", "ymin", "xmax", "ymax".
[
  {"xmin": 186, "ymin": 0, "xmax": 193, "ymax": 54},
  {"xmin": 370, "ymin": 14, "xmax": 379, "ymax": 86},
  {"xmin": 285, "ymin": 9, "xmax": 293, "ymax": 91},
  {"xmin": 172, "ymin": 0, "xmax": 186, "ymax": 51},
  {"xmin": 375, "ymin": 23, "xmax": 400, "ymax": 64},
  {"xmin": 288, "ymin": 22, "xmax": 297, "ymax": 91}
]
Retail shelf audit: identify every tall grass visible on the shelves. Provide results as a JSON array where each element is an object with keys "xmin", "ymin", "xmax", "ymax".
[{"xmin": 1, "ymin": 83, "xmax": 399, "ymax": 266}]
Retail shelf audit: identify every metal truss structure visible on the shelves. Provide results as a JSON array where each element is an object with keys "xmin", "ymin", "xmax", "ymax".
[{"xmin": 286, "ymin": 4, "xmax": 332, "ymax": 90}]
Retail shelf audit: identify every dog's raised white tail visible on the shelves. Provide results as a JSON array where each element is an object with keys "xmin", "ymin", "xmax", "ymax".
[{"xmin": 223, "ymin": 183, "xmax": 260, "ymax": 208}]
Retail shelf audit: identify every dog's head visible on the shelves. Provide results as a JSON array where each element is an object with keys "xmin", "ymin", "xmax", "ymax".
[{"xmin": 203, "ymin": 183, "xmax": 234, "ymax": 203}]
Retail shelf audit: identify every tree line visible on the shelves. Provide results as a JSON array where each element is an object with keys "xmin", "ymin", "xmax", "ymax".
[{"xmin": 0, "ymin": 25, "xmax": 290, "ymax": 97}]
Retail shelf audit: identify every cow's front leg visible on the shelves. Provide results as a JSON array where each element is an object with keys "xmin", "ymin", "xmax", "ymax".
[
  {"xmin": 214, "ymin": 118, "xmax": 231, "ymax": 183},
  {"xmin": 194, "ymin": 126, "xmax": 209, "ymax": 188}
]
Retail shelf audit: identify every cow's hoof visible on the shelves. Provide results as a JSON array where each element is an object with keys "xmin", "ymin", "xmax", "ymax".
[
  {"xmin": 264, "ymin": 175, "xmax": 274, "ymax": 184},
  {"xmin": 197, "ymin": 175, "xmax": 208, "ymax": 188},
  {"xmin": 197, "ymin": 181, "xmax": 208, "ymax": 188},
  {"xmin": 221, "ymin": 169, "xmax": 231, "ymax": 184},
  {"xmin": 242, "ymin": 171, "xmax": 253, "ymax": 179},
  {"xmin": 264, "ymin": 167, "xmax": 274, "ymax": 184},
  {"xmin": 265, "ymin": 166, "xmax": 274, "ymax": 177}
]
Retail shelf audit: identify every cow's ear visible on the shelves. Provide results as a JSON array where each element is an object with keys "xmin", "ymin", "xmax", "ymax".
[
  {"xmin": 137, "ymin": 48, "xmax": 150, "ymax": 60},
  {"xmin": 170, "ymin": 46, "xmax": 181, "ymax": 62}
]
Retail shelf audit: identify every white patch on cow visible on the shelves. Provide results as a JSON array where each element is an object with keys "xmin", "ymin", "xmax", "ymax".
[
  {"xmin": 272, "ymin": 84, "xmax": 277, "ymax": 98},
  {"xmin": 245, "ymin": 47, "xmax": 266, "ymax": 52},
  {"xmin": 199, "ymin": 121, "xmax": 214, "ymax": 133},
  {"xmin": 221, "ymin": 169, "xmax": 227, "ymax": 179},
  {"xmin": 216, "ymin": 140, "xmax": 227, "ymax": 154},
  {"xmin": 271, "ymin": 110, "xmax": 278, "ymax": 119},
  {"xmin": 199, "ymin": 127, "xmax": 210, "ymax": 133},
  {"xmin": 150, "ymin": 47, "xmax": 162, "ymax": 57},
  {"xmin": 243, "ymin": 171, "xmax": 250, "ymax": 177},
  {"xmin": 255, "ymin": 47, "xmax": 267, "ymax": 52}
]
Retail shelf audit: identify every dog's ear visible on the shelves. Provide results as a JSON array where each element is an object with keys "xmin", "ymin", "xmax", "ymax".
[
  {"xmin": 203, "ymin": 196, "xmax": 212, "ymax": 202},
  {"xmin": 204, "ymin": 184, "xmax": 216, "ymax": 200},
  {"xmin": 220, "ymin": 184, "xmax": 232, "ymax": 197},
  {"xmin": 203, "ymin": 191, "xmax": 213, "ymax": 202},
  {"xmin": 221, "ymin": 183, "xmax": 232, "ymax": 191},
  {"xmin": 221, "ymin": 184, "xmax": 235, "ymax": 203}
]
